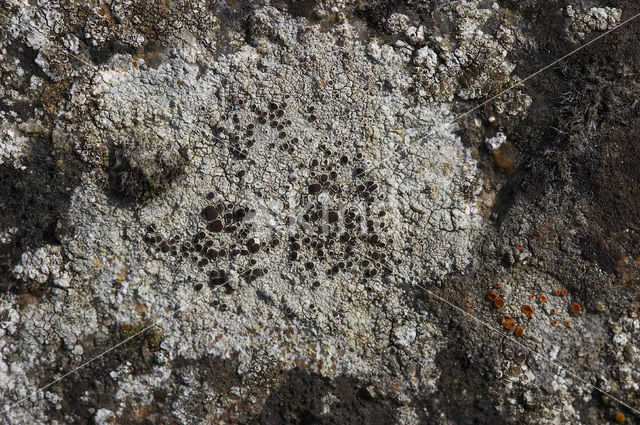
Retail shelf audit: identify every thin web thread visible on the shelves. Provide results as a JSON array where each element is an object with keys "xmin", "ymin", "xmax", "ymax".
[
  {"xmin": 413, "ymin": 281, "xmax": 640, "ymax": 416},
  {"xmin": 0, "ymin": 265, "xmax": 256, "ymax": 415},
  {"xmin": 362, "ymin": 9, "xmax": 640, "ymax": 174}
]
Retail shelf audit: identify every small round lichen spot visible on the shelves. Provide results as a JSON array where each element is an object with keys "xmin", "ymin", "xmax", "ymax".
[
  {"xmin": 521, "ymin": 304, "xmax": 534, "ymax": 318},
  {"xmin": 570, "ymin": 303, "xmax": 582, "ymax": 314}
]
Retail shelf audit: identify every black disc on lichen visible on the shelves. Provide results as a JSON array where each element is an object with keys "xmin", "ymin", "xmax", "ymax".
[{"xmin": 108, "ymin": 130, "xmax": 188, "ymax": 202}]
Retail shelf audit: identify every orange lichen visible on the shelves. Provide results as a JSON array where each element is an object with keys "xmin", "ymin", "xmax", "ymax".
[
  {"xmin": 515, "ymin": 243, "xmax": 523, "ymax": 249},
  {"xmin": 493, "ymin": 283, "xmax": 501, "ymax": 289},
  {"xmin": 615, "ymin": 412, "xmax": 626, "ymax": 423},
  {"xmin": 515, "ymin": 327, "xmax": 524, "ymax": 337},
  {"xmin": 560, "ymin": 289, "xmax": 568, "ymax": 296},
  {"xmin": 539, "ymin": 295, "xmax": 547, "ymax": 302},
  {"xmin": 555, "ymin": 289, "xmax": 562, "ymax": 296},
  {"xmin": 529, "ymin": 293, "xmax": 535, "ymax": 300},
  {"xmin": 552, "ymin": 320, "xmax": 558, "ymax": 326},
  {"xmin": 571, "ymin": 303, "xmax": 582, "ymax": 314},
  {"xmin": 521, "ymin": 305, "xmax": 534, "ymax": 317},
  {"xmin": 498, "ymin": 315, "xmax": 512, "ymax": 325},
  {"xmin": 494, "ymin": 298, "xmax": 506, "ymax": 308},
  {"xmin": 565, "ymin": 321, "xmax": 571, "ymax": 327},
  {"xmin": 504, "ymin": 321, "xmax": 516, "ymax": 330},
  {"xmin": 464, "ymin": 307, "xmax": 470, "ymax": 313},
  {"xmin": 550, "ymin": 308, "xmax": 556, "ymax": 315},
  {"xmin": 488, "ymin": 292, "xmax": 498, "ymax": 302}
]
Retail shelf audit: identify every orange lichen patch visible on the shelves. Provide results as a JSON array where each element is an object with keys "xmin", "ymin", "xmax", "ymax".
[
  {"xmin": 550, "ymin": 308, "xmax": 556, "ymax": 315},
  {"xmin": 515, "ymin": 243, "xmax": 523, "ymax": 250},
  {"xmin": 498, "ymin": 315, "xmax": 512, "ymax": 325},
  {"xmin": 539, "ymin": 294, "xmax": 547, "ymax": 302},
  {"xmin": 494, "ymin": 298, "xmax": 506, "ymax": 308},
  {"xmin": 504, "ymin": 321, "xmax": 516, "ymax": 330},
  {"xmin": 493, "ymin": 283, "xmax": 501, "ymax": 289},
  {"xmin": 488, "ymin": 292, "xmax": 498, "ymax": 302},
  {"xmin": 570, "ymin": 303, "xmax": 582, "ymax": 314},
  {"xmin": 515, "ymin": 327, "xmax": 524, "ymax": 337},
  {"xmin": 552, "ymin": 320, "xmax": 559, "ymax": 326},
  {"xmin": 615, "ymin": 412, "xmax": 626, "ymax": 423},
  {"xmin": 464, "ymin": 307, "xmax": 470, "ymax": 313},
  {"xmin": 560, "ymin": 289, "xmax": 568, "ymax": 296},
  {"xmin": 529, "ymin": 293, "xmax": 535, "ymax": 300},
  {"xmin": 555, "ymin": 289, "xmax": 562, "ymax": 296},
  {"xmin": 521, "ymin": 304, "xmax": 534, "ymax": 317},
  {"xmin": 565, "ymin": 321, "xmax": 572, "ymax": 327}
]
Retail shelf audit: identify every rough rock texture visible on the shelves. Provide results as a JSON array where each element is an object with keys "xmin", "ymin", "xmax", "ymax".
[{"xmin": 0, "ymin": 0, "xmax": 639, "ymax": 424}]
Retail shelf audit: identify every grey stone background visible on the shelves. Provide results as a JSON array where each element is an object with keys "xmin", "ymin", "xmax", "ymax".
[{"xmin": 0, "ymin": 0, "xmax": 638, "ymax": 423}]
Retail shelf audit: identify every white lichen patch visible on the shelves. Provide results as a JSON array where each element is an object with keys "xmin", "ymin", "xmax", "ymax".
[
  {"xmin": 0, "ymin": 117, "xmax": 28, "ymax": 169},
  {"xmin": 75, "ymin": 0, "xmax": 476, "ymax": 375},
  {"xmin": 609, "ymin": 312, "xmax": 640, "ymax": 393},
  {"xmin": 407, "ymin": 0, "xmax": 532, "ymax": 114},
  {"xmin": 0, "ymin": 6, "xmax": 489, "ymax": 422},
  {"xmin": 0, "ymin": 291, "xmax": 99, "ymax": 425},
  {"xmin": 486, "ymin": 132, "xmax": 507, "ymax": 151},
  {"xmin": 11, "ymin": 245, "xmax": 63, "ymax": 285},
  {"xmin": 565, "ymin": 5, "xmax": 623, "ymax": 43}
]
